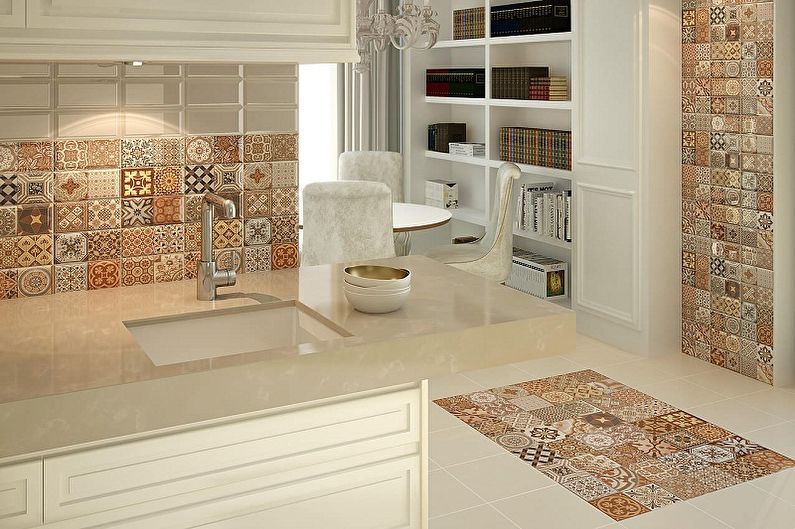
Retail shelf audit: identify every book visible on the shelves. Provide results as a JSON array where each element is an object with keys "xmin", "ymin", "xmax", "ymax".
[
  {"xmin": 426, "ymin": 68, "xmax": 486, "ymax": 98},
  {"xmin": 499, "ymin": 127, "xmax": 572, "ymax": 170},
  {"xmin": 428, "ymin": 123, "xmax": 467, "ymax": 153},
  {"xmin": 453, "ymin": 7, "xmax": 485, "ymax": 40},
  {"xmin": 491, "ymin": 0, "xmax": 571, "ymax": 38},
  {"xmin": 491, "ymin": 66, "xmax": 550, "ymax": 99},
  {"xmin": 448, "ymin": 142, "xmax": 486, "ymax": 156},
  {"xmin": 529, "ymin": 76, "xmax": 569, "ymax": 101},
  {"xmin": 506, "ymin": 248, "xmax": 568, "ymax": 299}
]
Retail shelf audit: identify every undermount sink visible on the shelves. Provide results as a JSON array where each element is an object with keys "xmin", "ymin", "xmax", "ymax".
[{"xmin": 125, "ymin": 301, "xmax": 351, "ymax": 366}]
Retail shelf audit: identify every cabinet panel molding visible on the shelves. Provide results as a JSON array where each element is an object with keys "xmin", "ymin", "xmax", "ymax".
[
  {"xmin": 0, "ymin": 0, "xmax": 24, "ymax": 28},
  {"xmin": 0, "ymin": 459, "xmax": 43, "ymax": 529}
]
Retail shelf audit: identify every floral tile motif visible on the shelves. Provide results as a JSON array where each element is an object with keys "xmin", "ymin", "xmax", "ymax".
[
  {"xmin": 121, "ymin": 138, "xmax": 155, "ymax": 168},
  {"xmin": 54, "ymin": 263, "xmax": 87, "ymax": 292},
  {"xmin": 272, "ymin": 133, "xmax": 298, "ymax": 161},
  {"xmin": 88, "ymin": 260, "xmax": 120, "ymax": 289},
  {"xmin": 243, "ymin": 134, "xmax": 272, "ymax": 162},
  {"xmin": 185, "ymin": 136, "xmax": 214, "ymax": 165},
  {"xmin": 17, "ymin": 205, "xmax": 51, "ymax": 235},
  {"xmin": 184, "ymin": 194, "xmax": 203, "ymax": 223},
  {"xmin": 271, "ymin": 187, "xmax": 298, "ymax": 217},
  {"xmin": 16, "ymin": 173, "xmax": 53, "ymax": 203},
  {"xmin": 183, "ymin": 251, "xmax": 200, "ymax": 280},
  {"xmin": 272, "ymin": 161, "xmax": 298, "ymax": 187},
  {"xmin": 121, "ymin": 198, "xmax": 153, "ymax": 227},
  {"xmin": 0, "ymin": 269, "xmax": 17, "ymax": 299},
  {"xmin": 184, "ymin": 222, "xmax": 201, "ymax": 252},
  {"xmin": 87, "ymin": 170, "xmax": 121, "ymax": 199},
  {"xmin": 215, "ymin": 247, "xmax": 242, "ymax": 272},
  {"xmin": 244, "ymin": 217, "xmax": 271, "ymax": 246},
  {"xmin": 153, "ymin": 166, "xmax": 183, "ymax": 196},
  {"xmin": 18, "ymin": 265, "xmax": 52, "ymax": 297},
  {"xmin": 243, "ymin": 190, "xmax": 270, "ymax": 218},
  {"xmin": 213, "ymin": 135, "xmax": 242, "ymax": 164},
  {"xmin": 16, "ymin": 234, "xmax": 53, "ymax": 267},
  {"xmin": 54, "ymin": 140, "xmax": 88, "ymax": 170},
  {"xmin": 122, "ymin": 168, "xmax": 154, "ymax": 198},
  {"xmin": 154, "ymin": 253, "xmax": 184, "ymax": 283},
  {"xmin": 0, "ymin": 174, "xmax": 17, "ymax": 206},
  {"xmin": 216, "ymin": 164, "xmax": 243, "ymax": 192},
  {"xmin": 87, "ymin": 199, "xmax": 121, "ymax": 230},
  {"xmin": 17, "ymin": 142, "xmax": 53, "ymax": 172},
  {"xmin": 0, "ymin": 206, "xmax": 16, "ymax": 237},
  {"xmin": 435, "ymin": 370, "xmax": 795, "ymax": 522},
  {"xmin": 54, "ymin": 172, "xmax": 88, "ymax": 202},
  {"xmin": 87, "ymin": 230, "xmax": 121, "ymax": 261},
  {"xmin": 152, "ymin": 195, "xmax": 183, "ymax": 225},
  {"xmin": 121, "ymin": 256, "xmax": 155, "ymax": 286},
  {"xmin": 213, "ymin": 219, "xmax": 243, "ymax": 249},
  {"xmin": 54, "ymin": 202, "xmax": 87, "ymax": 233},
  {"xmin": 0, "ymin": 143, "xmax": 17, "ymax": 172},
  {"xmin": 86, "ymin": 139, "xmax": 120, "ymax": 169},
  {"xmin": 121, "ymin": 226, "xmax": 154, "ymax": 258},
  {"xmin": 0, "ymin": 237, "xmax": 16, "ymax": 268},
  {"xmin": 153, "ymin": 224, "xmax": 184, "ymax": 255},
  {"xmin": 153, "ymin": 137, "xmax": 185, "ymax": 166},
  {"xmin": 244, "ymin": 245, "xmax": 271, "ymax": 272},
  {"xmin": 54, "ymin": 232, "xmax": 88, "ymax": 264},
  {"xmin": 272, "ymin": 242, "xmax": 298, "ymax": 269},
  {"xmin": 243, "ymin": 162, "xmax": 272, "ymax": 190}
]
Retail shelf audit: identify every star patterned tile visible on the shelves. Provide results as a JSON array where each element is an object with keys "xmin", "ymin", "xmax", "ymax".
[{"xmin": 435, "ymin": 370, "xmax": 795, "ymax": 522}]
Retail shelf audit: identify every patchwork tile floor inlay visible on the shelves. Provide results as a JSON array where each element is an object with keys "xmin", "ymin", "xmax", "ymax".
[{"xmin": 434, "ymin": 369, "xmax": 795, "ymax": 522}]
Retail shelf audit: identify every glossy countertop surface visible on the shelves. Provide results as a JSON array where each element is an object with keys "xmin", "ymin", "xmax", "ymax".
[{"xmin": 0, "ymin": 256, "xmax": 575, "ymax": 460}]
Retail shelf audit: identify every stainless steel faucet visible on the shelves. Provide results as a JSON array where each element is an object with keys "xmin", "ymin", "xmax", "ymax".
[{"xmin": 197, "ymin": 192, "xmax": 237, "ymax": 301}]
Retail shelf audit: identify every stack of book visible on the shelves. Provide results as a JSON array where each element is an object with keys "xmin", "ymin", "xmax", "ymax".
[
  {"xmin": 506, "ymin": 248, "xmax": 568, "ymax": 299},
  {"xmin": 428, "ymin": 123, "xmax": 467, "ymax": 153},
  {"xmin": 492, "ymin": 66, "xmax": 549, "ymax": 99},
  {"xmin": 491, "ymin": 0, "xmax": 571, "ymax": 37},
  {"xmin": 515, "ymin": 183, "xmax": 572, "ymax": 242},
  {"xmin": 426, "ymin": 68, "xmax": 486, "ymax": 98},
  {"xmin": 448, "ymin": 142, "xmax": 485, "ymax": 157},
  {"xmin": 499, "ymin": 127, "xmax": 571, "ymax": 170},
  {"xmin": 453, "ymin": 7, "xmax": 485, "ymax": 40},
  {"xmin": 529, "ymin": 77, "xmax": 569, "ymax": 100}
]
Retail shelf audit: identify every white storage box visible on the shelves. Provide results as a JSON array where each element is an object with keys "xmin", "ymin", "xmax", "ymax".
[
  {"xmin": 506, "ymin": 249, "xmax": 567, "ymax": 299},
  {"xmin": 425, "ymin": 179, "xmax": 459, "ymax": 209}
]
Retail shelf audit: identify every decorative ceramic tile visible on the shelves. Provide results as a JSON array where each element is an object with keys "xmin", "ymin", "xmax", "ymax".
[
  {"xmin": 244, "ymin": 217, "xmax": 271, "ymax": 246},
  {"xmin": 154, "ymin": 253, "xmax": 184, "ymax": 283},
  {"xmin": 86, "ymin": 139, "xmax": 120, "ymax": 169},
  {"xmin": 153, "ymin": 166, "xmax": 183, "ymax": 196},
  {"xmin": 54, "ymin": 140, "xmax": 88, "ymax": 170},
  {"xmin": 53, "ymin": 232, "xmax": 88, "ymax": 263},
  {"xmin": 272, "ymin": 134, "xmax": 298, "ymax": 161},
  {"xmin": 153, "ymin": 224, "xmax": 184, "ymax": 255},
  {"xmin": 272, "ymin": 242, "xmax": 298, "ymax": 269},
  {"xmin": 87, "ymin": 259, "xmax": 120, "ymax": 289},
  {"xmin": 243, "ymin": 190, "xmax": 270, "ymax": 218},
  {"xmin": 54, "ymin": 172, "xmax": 88, "ymax": 202},
  {"xmin": 0, "ymin": 237, "xmax": 16, "ymax": 269},
  {"xmin": 0, "ymin": 144, "xmax": 17, "ymax": 172},
  {"xmin": 213, "ymin": 135, "xmax": 241, "ymax": 163},
  {"xmin": 272, "ymin": 162, "xmax": 298, "ymax": 188},
  {"xmin": 54, "ymin": 202, "xmax": 87, "ymax": 233},
  {"xmin": 184, "ymin": 165, "xmax": 216, "ymax": 194},
  {"xmin": 214, "ymin": 247, "xmax": 242, "ymax": 272},
  {"xmin": 87, "ymin": 169, "xmax": 121, "ymax": 199},
  {"xmin": 185, "ymin": 136, "xmax": 214, "ymax": 165},
  {"xmin": 121, "ymin": 198, "xmax": 153, "ymax": 227},
  {"xmin": 271, "ymin": 187, "xmax": 298, "ymax": 216},
  {"xmin": 17, "ymin": 142, "xmax": 53, "ymax": 172},
  {"xmin": 152, "ymin": 195, "xmax": 183, "ymax": 225},
  {"xmin": 436, "ymin": 370, "xmax": 795, "ymax": 522},
  {"xmin": 122, "ymin": 168, "xmax": 154, "ymax": 198},
  {"xmin": 16, "ymin": 173, "xmax": 53, "ymax": 204},
  {"xmin": 18, "ymin": 265, "xmax": 52, "ymax": 297},
  {"xmin": 121, "ymin": 138, "xmax": 155, "ymax": 168},
  {"xmin": 213, "ymin": 219, "xmax": 243, "ymax": 249},
  {"xmin": 15, "ymin": 234, "xmax": 53, "ymax": 267},
  {"xmin": 184, "ymin": 222, "xmax": 201, "ymax": 252},
  {"xmin": 183, "ymin": 251, "xmax": 200, "ymax": 280},
  {"xmin": 121, "ymin": 256, "xmax": 154, "ymax": 286},
  {"xmin": 54, "ymin": 263, "xmax": 87, "ymax": 292},
  {"xmin": 0, "ymin": 207, "xmax": 16, "ymax": 237},
  {"xmin": 87, "ymin": 230, "xmax": 122, "ymax": 261},
  {"xmin": 243, "ymin": 134, "xmax": 272, "ymax": 162},
  {"xmin": 0, "ymin": 174, "xmax": 16, "ymax": 206},
  {"xmin": 243, "ymin": 162, "xmax": 272, "ymax": 190},
  {"xmin": 87, "ymin": 199, "xmax": 122, "ymax": 230},
  {"xmin": 121, "ymin": 226, "xmax": 154, "ymax": 258},
  {"xmin": 183, "ymin": 194, "xmax": 203, "ymax": 223},
  {"xmin": 0, "ymin": 269, "xmax": 17, "ymax": 299},
  {"xmin": 243, "ymin": 245, "xmax": 271, "ymax": 272},
  {"xmin": 215, "ymin": 164, "xmax": 242, "ymax": 192},
  {"xmin": 153, "ymin": 137, "xmax": 185, "ymax": 166},
  {"xmin": 17, "ymin": 205, "xmax": 51, "ymax": 235}
]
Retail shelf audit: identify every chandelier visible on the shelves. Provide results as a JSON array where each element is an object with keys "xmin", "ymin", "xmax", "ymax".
[{"xmin": 355, "ymin": 0, "xmax": 440, "ymax": 73}]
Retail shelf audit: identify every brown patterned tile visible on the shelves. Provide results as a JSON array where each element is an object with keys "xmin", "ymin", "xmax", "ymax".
[
  {"xmin": 54, "ymin": 202, "xmax": 88, "ymax": 233},
  {"xmin": 87, "ymin": 169, "xmax": 121, "ymax": 199},
  {"xmin": 213, "ymin": 219, "xmax": 243, "ymax": 249},
  {"xmin": 17, "ymin": 205, "xmax": 51, "ymax": 235},
  {"xmin": 243, "ymin": 162, "xmax": 272, "ymax": 190},
  {"xmin": 87, "ymin": 199, "xmax": 122, "ymax": 230},
  {"xmin": 215, "ymin": 164, "xmax": 242, "ymax": 192},
  {"xmin": 184, "ymin": 195, "xmax": 203, "ymax": 223},
  {"xmin": 184, "ymin": 165, "xmax": 216, "ymax": 194},
  {"xmin": 243, "ymin": 217, "xmax": 271, "ymax": 246},
  {"xmin": 55, "ymin": 140, "xmax": 88, "ymax": 170},
  {"xmin": 591, "ymin": 493, "xmax": 650, "ymax": 521},
  {"xmin": 272, "ymin": 133, "xmax": 298, "ymax": 161},
  {"xmin": 121, "ymin": 256, "xmax": 155, "ymax": 286},
  {"xmin": 272, "ymin": 161, "xmax": 298, "ymax": 187},
  {"xmin": 18, "ymin": 265, "xmax": 52, "ymax": 297},
  {"xmin": 214, "ymin": 247, "xmax": 242, "ymax": 272},
  {"xmin": 16, "ymin": 234, "xmax": 53, "ymax": 267},
  {"xmin": 272, "ymin": 242, "xmax": 298, "ymax": 269},
  {"xmin": 16, "ymin": 141, "xmax": 53, "ymax": 172},
  {"xmin": 243, "ymin": 133, "xmax": 272, "ymax": 162},
  {"xmin": 88, "ymin": 259, "xmax": 120, "ymax": 290},
  {"xmin": 122, "ymin": 168, "xmax": 154, "ymax": 197},
  {"xmin": 185, "ymin": 136, "xmax": 213, "ymax": 165},
  {"xmin": 121, "ymin": 138, "xmax": 155, "ymax": 168},
  {"xmin": 121, "ymin": 198, "xmax": 153, "ymax": 227},
  {"xmin": 153, "ymin": 166, "xmax": 183, "ymax": 196},
  {"xmin": 154, "ymin": 253, "xmax": 184, "ymax": 283},
  {"xmin": 54, "ymin": 263, "xmax": 87, "ymax": 292},
  {"xmin": 0, "ymin": 206, "xmax": 16, "ymax": 238},
  {"xmin": 86, "ymin": 139, "xmax": 120, "ymax": 169},
  {"xmin": 243, "ymin": 245, "xmax": 271, "ymax": 272},
  {"xmin": 54, "ymin": 172, "xmax": 88, "ymax": 202},
  {"xmin": 0, "ymin": 174, "xmax": 17, "ymax": 206},
  {"xmin": 0, "ymin": 143, "xmax": 18, "ymax": 172},
  {"xmin": 16, "ymin": 173, "xmax": 53, "ymax": 203},
  {"xmin": 152, "ymin": 195, "xmax": 183, "ymax": 225},
  {"xmin": 184, "ymin": 222, "xmax": 201, "ymax": 252},
  {"xmin": 53, "ymin": 232, "xmax": 88, "ymax": 264},
  {"xmin": 87, "ymin": 230, "xmax": 122, "ymax": 260},
  {"xmin": 121, "ymin": 226, "xmax": 154, "ymax": 258},
  {"xmin": 0, "ymin": 237, "xmax": 16, "ymax": 269},
  {"xmin": 243, "ymin": 190, "xmax": 270, "ymax": 218},
  {"xmin": 152, "ymin": 137, "xmax": 185, "ymax": 166},
  {"xmin": 0, "ymin": 268, "xmax": 17, "ymax": 299},
  {"xmin": 271, "ymin": 187, "xmax": 298, "ymax": 216},
  {"xmin": 213, "ymin": 135, "xmax": 241, "ymax": 163},
  {"xmin": 153, "ymin": 224, "xmax": 184, "ymax": 255}
]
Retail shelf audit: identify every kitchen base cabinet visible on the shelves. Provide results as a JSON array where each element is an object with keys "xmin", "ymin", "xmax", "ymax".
[
  {"xmin": 36, "ymin": 382, "xmax": 426, "ymax": 529},
  {"xmin": 0, "ymin": 459, "xmax": 43, "ymax": 529}
]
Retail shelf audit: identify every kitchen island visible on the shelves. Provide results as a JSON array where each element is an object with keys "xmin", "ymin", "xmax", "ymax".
[{"xmin": 0, "ymin": 255, "xmax": 574, "ymax": 528}]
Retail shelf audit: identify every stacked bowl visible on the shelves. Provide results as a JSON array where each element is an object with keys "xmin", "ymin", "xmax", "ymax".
[{"xmin": 343, "ymin": 265, "xmax": 412, "ymax": 314}]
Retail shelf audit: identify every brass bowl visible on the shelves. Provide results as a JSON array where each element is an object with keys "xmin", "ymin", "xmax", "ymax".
[{"xmin": 343, "ymin": 266, "xmax": 411, "ymax": 289}]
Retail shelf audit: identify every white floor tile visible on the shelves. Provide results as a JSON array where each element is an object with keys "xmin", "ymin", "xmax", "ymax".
[
  {"xmin": 430, "ymin": 424, "xmax": 505, "ymax": 467},
  {"xmin": 430, "ymin": 504, "xmax": 518, "ymax": 529},
  {"xmin": 689, "ymin": 482, "xmax": 795, "ymax": 529},
  {"xmin": 429, "ymin": 470, "xmax": 486, "ymax": 518},
  {"xmin": 461, "ymin": 364, "xmax": 534, "ymax": 389},
  {"xmin": 429, "ymin": 402, "xmax": 466, "ymax": 432},
  {"xmin": 637, "ymin": 353, "xmax": 717, "ymax": 378},
  {"xmin": 493, "ymin": 485, "xmax": 613, "ymax": 529},
  {"xmin": 563, "ymin": 342, "xmax": 640, "ymax": 368},
  {"xmin": 639, "ymin": 378, "xmax": 726, "ymax": 409},
  {"xmin": 445, "ymin": 453, "xmax": 554, "ymax": 501},
  {"xmin": 740, "ymin": 389, "xmax": 795, "ymax": 422},
  {"xmin": 620, "ymin": 501, "xmax": 731, "ymax": 529},
  {"xmin": 429, "ymin": 373, "xmax": 483, "ymax": 400},
  {"xmin": 596, "ymin": 360, "xmax": 680, "ymax": 388},
  {"xmin": 511, "ymin": 355, "xmax": 581, "ymax": 378},
  {"xmin": 744, "ymin": 421, "xmax": 795, "ymax": 458},
  {"xmin": 688, "ymin": 399, "xmax": 786, "ymax": 435},
  {"xmin": 684, "ymin": 369, "xmax": 771, "ymax": 398},
  {"xmin": 751, "ymin": 468, "xmax": 795, "ymax": 506}
]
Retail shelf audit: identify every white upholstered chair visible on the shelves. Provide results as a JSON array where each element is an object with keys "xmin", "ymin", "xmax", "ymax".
[
  {"xmin": 423, "ymin": 162, "xmax": 521, "ymax": 282},
  {"xmin": 301, "ymin": 181, "xmax": 396, "ymax": 267},
  {"xmin": 338, "ymin": 151, "xmax": 404, "ymax": 202}
]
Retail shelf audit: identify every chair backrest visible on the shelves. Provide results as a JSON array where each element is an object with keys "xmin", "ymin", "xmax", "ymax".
[
  {"xmin": 301, "ymin": 181, "xmax": 396, "ymax": 267},
  {"xmin": 478, "ymin": 162, "xmax": 521, "ymax": 280},
  {"xmin": 338, "ymin": 151, "xmax": 404, "ymax": 202}
]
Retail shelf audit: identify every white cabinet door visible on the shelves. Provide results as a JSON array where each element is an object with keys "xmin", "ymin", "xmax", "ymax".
[
  {"xmin": 0, "ymin": 459, "xmax": 43, "ymax": 529},
  {"xmin": 0, "ymin": 0, "xmax": 24, "ymax": 27},
  {"xmin": 4, "ymin": 0, "xmax": 357, "ymax": 63}
]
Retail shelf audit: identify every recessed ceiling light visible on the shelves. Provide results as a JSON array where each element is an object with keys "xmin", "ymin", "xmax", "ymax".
[{"xmin": 127, "ymin": 60, "xmax": 144, "ymax": 67}]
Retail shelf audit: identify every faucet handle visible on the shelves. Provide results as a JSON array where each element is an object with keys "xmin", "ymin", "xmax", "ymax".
[{"xmin": 214, "ymin": 269, "xmax": 236, "ymax": 288}]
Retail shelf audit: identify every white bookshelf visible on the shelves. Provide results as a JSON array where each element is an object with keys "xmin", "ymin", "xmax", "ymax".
[{"xmin": 402, "ymin": 0, "xmax": 578, "ymax": 289}]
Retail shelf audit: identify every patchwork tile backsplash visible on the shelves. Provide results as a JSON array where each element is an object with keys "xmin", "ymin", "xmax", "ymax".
[
  {"xmin": 681, "ymin": 1, "xmax": 774, "ymax": 383},
  {"xmin": 0, "ymin": 136, "xmax": 299, "ymax": 297}
]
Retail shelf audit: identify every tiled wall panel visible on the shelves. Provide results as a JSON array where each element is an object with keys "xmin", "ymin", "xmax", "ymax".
[
  {"xmin": 0, "ymin": 62, "xmax": 299, "ymax": 299},
  {"xmin": 681, "ymin": 1, "xmax": 774, "ymax": 383}
]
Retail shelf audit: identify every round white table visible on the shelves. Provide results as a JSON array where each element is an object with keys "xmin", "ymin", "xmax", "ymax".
[{"xmin": 392, "ymin": 203, "xmax": 452, "ymax": 255}]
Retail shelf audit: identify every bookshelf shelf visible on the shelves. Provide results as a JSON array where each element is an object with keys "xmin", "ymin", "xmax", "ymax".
[
  {"xmin": 489, "ymin": 160, "xmax": 574, "ymax": 181},
  {"xmin": 425, "ymin": 150, "xmax": 488, "ymax": 166},
  {"xmin": 434, "ymin": 38, "xmax": 487, "ymax": 48},
  {"xmin": 489, "ymin": 98, "xmax": 572, "ymax": 110},
  {"xmin": 424, "ymin": 96, "xmax": 486, "ymax": 106},
  {"xmin": 490, "ymin": 32, "xmax": 573, "ymax": 46},
  {"xmin": 512, "ymin": 228, "xmax": 573, "ymax": 250}
]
